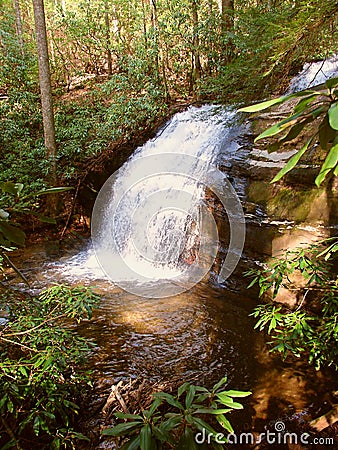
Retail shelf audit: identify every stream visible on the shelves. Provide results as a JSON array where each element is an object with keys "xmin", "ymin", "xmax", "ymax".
[{"xmin": 7, "ymin": 59, "xmax": 338, "ymax": 447}]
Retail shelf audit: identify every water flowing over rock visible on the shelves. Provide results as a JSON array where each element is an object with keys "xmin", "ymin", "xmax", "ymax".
[{"xmin": 287, "ymin": 53, "xmax": 338, "ymax": 92}]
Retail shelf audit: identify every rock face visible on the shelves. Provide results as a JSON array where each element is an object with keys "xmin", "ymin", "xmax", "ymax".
[{"xmin": 211, "ymin": 99, "xmax": 337, "ymax": 304}]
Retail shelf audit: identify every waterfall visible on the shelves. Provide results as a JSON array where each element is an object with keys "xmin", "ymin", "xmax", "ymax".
[
  {"xmin": 91, "ymin": 105, "xmax": 245, "ymax": 298},
  {"xmin": 287, "ymin": 53, "xmax": 338, "ymax": 92}
]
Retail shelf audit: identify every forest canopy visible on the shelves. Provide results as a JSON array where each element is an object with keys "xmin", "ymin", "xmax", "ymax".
[{"xmin": 1, "ymin": 0, "xmax": 337, "ymax": 194}]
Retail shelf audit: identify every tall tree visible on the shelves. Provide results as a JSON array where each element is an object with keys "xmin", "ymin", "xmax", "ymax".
[
  {"xmin": 191, "ymin": 0, "xmax": 202, "ymax": 88},
  {"xmin": 104, "ymin": 0, "xmax": 113, "ymax": 76},
  {"xmin": 32, "ymin": 0, "xmax": 58, "ymax": 212},
  {"xmin": 221, "ymin": 0, "xmax": 234, "ymax": 63},
  {"xmin": 13, "ymin": 0, "xmax": 24, "ymax": 55}
]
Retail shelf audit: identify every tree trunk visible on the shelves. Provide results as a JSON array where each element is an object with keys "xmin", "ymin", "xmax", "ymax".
[
  {"xmin": 13, "ymin": 0, "xmax": 24, "ymax": 55},
  {"xmin": 104, "ymin": 1, "xmax": 112, "ymax": 76},
  {"xmin": 32, "ymin": 0, "xmax": 58, "ymax": 214},
  {"xmin": 221, "ymin": 0, "xmax": 234, "ymax": 63},
  {"xmin": 141, "ymin": 0, "xmax": 148, "ymax": 49},
  {"xmin": 151, "ymin": 0, "xmax": 170, "ymax": 101},
  {"xmin": 190, "ymin": 0, "xmax": 201, "ymax": 93}
]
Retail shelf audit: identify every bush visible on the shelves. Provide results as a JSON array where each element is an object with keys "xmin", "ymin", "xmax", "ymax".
[
  {"xmin": 102, "ymin": 376, "xmax": 251, "ymax": 449},
  {"xmin": 247, "ymin": 238, "xmax": 338, "ymax": 370},
  {"xmin": 0, "ymin": 284, "xmax": 100, "ymax": 449}
]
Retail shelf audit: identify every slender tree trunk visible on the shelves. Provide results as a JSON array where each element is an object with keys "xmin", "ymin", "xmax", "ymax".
[
  {"xmin": 151, "ymin": 0, "xmax": 160, "ymax": 80},
  {"xmin": 13, "ymin": 0, "xmax": 24, "ymax": 55},
  {"xmin": 221, "ymin": 0, "xmax": 234, "ymax": 31},
  {"xmin": 190, "ymin": 0, "xmax": 201, "ymax": 93},
  {"xmin": 141, "ymin": 0, "xmax": 148, "ymax": 49},
  {"xmin": 104, "ymin": 1, "xmax": 112, "ymax": 76},
  {"xmin": 151, "ymin": 0, "xmax": 170, "ymax": 100},
  {"xmin": 32, "ymin": 0, "xmax": 58, "ymax": 213},
  {"xmin": 206, "ymin": 0, "xmax": 213, "ymax": 74},
  {"xmin": 221, "ymin": 0, "xmax": 234, "ymax": 63}
]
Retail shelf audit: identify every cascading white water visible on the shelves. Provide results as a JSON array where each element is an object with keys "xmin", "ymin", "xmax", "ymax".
[
  {"xmin": 53, "ymin": 56, "xmax": 338, "ymax": 292},
  {"xmin": 287, "ymin": 53, "xmax": 338, "ymax": 92},
  {"xmin": 90, "ymin": 105, "xmax": 245, "ymax": 297}
]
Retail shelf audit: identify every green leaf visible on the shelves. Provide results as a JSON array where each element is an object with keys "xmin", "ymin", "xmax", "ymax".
[
  {"xmin": 120, "ymin": 436, "xmax": 141, "ymax": 450},
  {"xmin": 35, "ymin": 187, "xmax": 73, "ymax": 195},
  {"xmin": 140, "ymin": 424, "xmax": 152, "ymax": 450},
  {"xmin": 215, "ymin": 393, "xmax": 244, "ymax": 409},
  {"xmin": 115, "ymin": 412, "xmax": 143, "ymax": 420},
  {"xmin": 102, "ymin": 421, "xmax": 142, "ymax": 436},
  {"xmin": 0, "ymin": 394, "xmax": 8, "ymax": 411},
  {"xmin": 148, "ymin": 398, "xmax": 162, "ymax": 415},
  {"xmin": 293, "ymin": 95, "xmax": 318, "ymax": 114},
  {"xmin": 325, "ymin": 77, "xmax": 338, "ymax": 90},
  {"xmin": 153, "ymin": 392, "xmax": 183, "ymax": 410},
  {"xmin": 20, "ymin": 186, "xmax": 73, "ymax": 201},
  {"xmin": 185, "ymin": 385, "xmax": 196, "ymax": 409},
  {"xmin": 176, "ymin": 427, "xmax": 198, "ymax": 450},
  {"xmin": 0, "ymin": 221, "xmax": 26, "ymax": 245},
  {"xmin": 178, "ymin": 382, "xmax": 190, "ymax": 398},
  {"xmin": 212, "ymin": 376, "xmax": 227, "ymax": 392},
  {"xmin": 328, "ymin": 102, "xmax": 338, "ymax": 130},
  {"xmin": 278, "ymin": 118, "xmax": 312, "ymax": 146},
  {"xmin": 246, "ymin": 276, "xmax": 258, "ymax": 289},
  {"xmin": 310, "ymin": 105, "xmax": 327, "ymax": 118},
  {"xmin": 238, "ymin": 91, "xmax": 316, "ymax": 113},
  {"xmin": 216, "ymin": 414, "xmax": 234, "ymax": 433},
  {"xmin": 33, "ymin": 415, "xmax": 40, "ymax": 436},
  {"xmin": 215, "ymin": 393, "xmax": 232, "ymax": 404},
  {"xmin": 187, "ymin": 416, "xmax": 218, "ymax": 436},
  {"xmin": 315, "ymin": 142, "xmax": 338, "ymax": 186},
  {"xmin": 271, "ymin": 138, "xmax": 312, "ymax": 183},
  {"xmin": 223, "ymin": 390, "xmax": 252, "ymax": 398},
  {"xmin": 194, "ymin": 386, "xmax": 209, "ymax": 393},
  {"xmin": 7, "ymin": 398, "xmax": 14, "ymax": 413},
  {"xmin": 254, "ymin": 111, "xmax": 303, "ymax": 142},
  {"xmin": 239, "ymin": 96, "xmax": 289, "ymax": 112},
  {"xmin": 0, "ymin": 439, "xmax": 16, "ymax": 450},
  {"xmin": 161, "ymin": 414, "xmax": 182, "ymax": 432},
  {"xmin": 193, "ymin": 408, "xmax": 232, "ymax": 415}
]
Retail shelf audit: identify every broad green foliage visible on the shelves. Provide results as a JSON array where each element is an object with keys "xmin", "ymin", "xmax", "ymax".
[
  {"xmin": 246, "ymin": 239, "xmax": 338, "ymax": 370},
  {"xmin": 239, "ymin": 77, "xmax": 338, "ymax": 186},
  {"xmin": 0, "ymin": 284, "xmax": 100, "ymax": 449},
  {"xmin": 102, "ymin": 376, "xmax": 251, "ymax": 449}
]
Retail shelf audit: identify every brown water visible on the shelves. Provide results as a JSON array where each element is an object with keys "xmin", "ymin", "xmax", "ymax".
[
  {"xmin": 9, "ymin": 196, "xmax": 337, "ymax": 440},
  {"xmin": 6, "ymin": 105, "xmax": 337, "ymax": 445}
]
